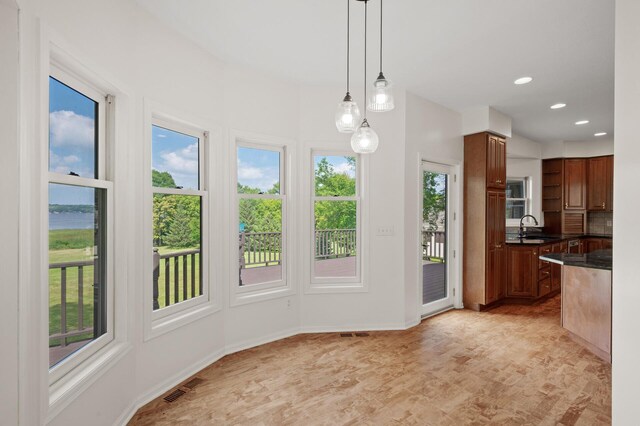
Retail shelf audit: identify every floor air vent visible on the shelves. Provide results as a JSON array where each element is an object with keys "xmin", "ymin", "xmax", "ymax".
[
  {"xmin": 183, "ymin": 377, "xmax": 204, "ymax": 390},
  {"xmin": 163, "ymin": 389, "xmax": 186, "ymax": 403},
  {"xmin": 355, "ymin": 332, "xmax": 369, "ymax": 337},
  {"xmin": 340, "ymin": 333, "xmax": 353, "ymax": 337}
]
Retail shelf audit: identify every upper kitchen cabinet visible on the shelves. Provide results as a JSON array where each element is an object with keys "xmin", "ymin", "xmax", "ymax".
[
  {"xmin": 487, "ymin": 134, "xmax": 507, "ymax": 189},
  {"xmin": 587, "ymin": 155, "xmax": 614, "ymax": 212},
  {"xmin": 564, "ymin": 159, "xmax": 587, "ymax": 210}
]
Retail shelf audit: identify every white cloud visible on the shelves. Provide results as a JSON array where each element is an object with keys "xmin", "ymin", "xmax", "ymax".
[
  {"xmin": 237, "ymin": 159, "xmax": 278, "ymax": 192},
  {"xmin": 237, "ymin": 159, "xmax": 264, "ymax": 179},
  {"xmin": 334, "ymin": 162, "xmax": 356, "ymax": 178},
  {"xmin": 63, "ymin": 155, "xmax": 80, "ymax": 164},
  {"xmin": 160, "ymin": 143, "xmax": 199, "ymax": 174},
  {"xmin": 157, "ymin": 134, "xmax": 167, "ymax": 138},
  {"xmin": 49, "ymin": 110, "xmax": 95, "ymax": 147},
  {"xmin": 49, "ymin": 152, "xmax": 91, "ymax": 177}
]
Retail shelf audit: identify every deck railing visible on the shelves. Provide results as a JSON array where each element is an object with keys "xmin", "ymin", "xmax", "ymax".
[
  {"xmin": 422, "ymin": 231, "xmax": 446, "ymax": 261},
  {"xmin": 153, "ymin": 249, "xmax": 202, "ymax": 310},
  {"xmin": 314, "ymin": 229, "xmax": 357, "ymax": 259},
  {"xmin": 49, "ymin": 260, "xmax": 94, "ymax": 347},
  {"xmin": 239, "ymin": 232, "xmax": 282, "ymax": 268}
]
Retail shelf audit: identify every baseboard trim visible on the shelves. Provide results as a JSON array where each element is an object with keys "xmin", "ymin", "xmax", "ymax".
[
  {"xmin": 114, "ymin": 348, "xmax": 225, "ymax": 426},
  {"xmin": 299, "ymin": 323, "xmax": 410, "ymax": 333},
  {"xmin": 224, "ymin": 327, "xmax": 300, "ymax": 355}
]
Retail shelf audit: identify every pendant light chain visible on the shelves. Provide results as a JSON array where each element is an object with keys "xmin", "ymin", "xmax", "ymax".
[
  {"xmin": 379, "ymin": 0, "xmax": 383, "ymax": 73},
  {"xmin": 346, "ymin": 0, "xmax": 350, "ymax": 94},
  {"xmin": 364, "ymin": 0, "xmax": 368, "ymax": 120}
]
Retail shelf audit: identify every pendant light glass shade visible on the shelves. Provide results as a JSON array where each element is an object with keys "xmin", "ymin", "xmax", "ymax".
[
  {"xmin": 350, "ymin": 118, "xmax": 379, "ymax": 154},
  {"xmin": 335, "ymin": 93, "xmax": 361, "ymax": 133},
  {"xmin": 367, "ymin": 72, "xmax": 394, "ymax": 112}
]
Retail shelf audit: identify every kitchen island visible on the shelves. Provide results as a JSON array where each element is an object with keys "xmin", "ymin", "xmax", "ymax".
[{"xmin": 540, "ymin": 249, "xmax": 612, "ymax": 362}]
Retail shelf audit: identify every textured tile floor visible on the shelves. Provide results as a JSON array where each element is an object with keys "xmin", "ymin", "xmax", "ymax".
[{"xmin": 130, "ymin": 295, "xmax": 610, "ymax": 425}]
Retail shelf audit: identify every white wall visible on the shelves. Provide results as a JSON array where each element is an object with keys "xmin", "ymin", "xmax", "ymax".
[
  {"xmin": 613, "ymin": 0, "xmax": 640, "ymax": 422},
  {"xmin": 298, "ymin": 85, "xmax": 407, "ymax": 330},
  {"xmin": 541, "ymin": 138, "xmax": 614, "ymax": 158},
  {"xmin": 404, "ymin": 92, "xmax": 464, "ymax": 320},
  {"xmin": 0, "ymin": 1, "xmax": 20, "ymax": 425}
]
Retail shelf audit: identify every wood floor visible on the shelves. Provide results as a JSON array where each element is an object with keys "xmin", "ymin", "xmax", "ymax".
[{"xmin": 129, "ymin": 296, "xmax": 611, "ymax": 425}]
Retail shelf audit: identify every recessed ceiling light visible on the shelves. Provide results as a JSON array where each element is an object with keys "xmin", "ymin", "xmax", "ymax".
[
  {"xmin": 575, "ymin": 120, "xmax": 590, "ymax": 125},
  {"xmin": 594, "ymin": 132, "xmax": 607, "ymax": 136},
  {"xmin": 550, "ymin": 103, "xmax": 566, "ymax": 109},
  {"xmin": 514, "ymin": 76, "xmax": 533, "ymax": 85}
]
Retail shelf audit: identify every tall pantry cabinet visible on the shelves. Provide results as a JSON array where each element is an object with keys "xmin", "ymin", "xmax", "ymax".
[{"xmin": 463, "ymin": 132, "xmax": 507, "ymax": 311}]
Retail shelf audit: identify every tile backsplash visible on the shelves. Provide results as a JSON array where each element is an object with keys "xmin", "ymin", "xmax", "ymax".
[{"xmin": 587, "ymin": 211, "xmax": 613, "ymax": 235}]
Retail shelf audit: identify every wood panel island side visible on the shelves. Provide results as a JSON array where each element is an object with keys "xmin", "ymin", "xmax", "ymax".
[{"xmin": 539, "ymin": 250, "xmax": 612, "ymax": 363}]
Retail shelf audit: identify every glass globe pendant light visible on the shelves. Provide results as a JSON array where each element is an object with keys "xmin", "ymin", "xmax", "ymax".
[
  {"xmin": 335, "ymin": 0, "xmax": 361, "ymax": 133},
  {"xmin": 351, "ymin": 0, "xmax": 379, "ymax": 154},
  {"xmin": 367, "ymin": 0, "xmax": 394, "ymax": 112}
]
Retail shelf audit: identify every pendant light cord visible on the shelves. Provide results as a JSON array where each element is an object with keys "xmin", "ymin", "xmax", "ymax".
[
  {"xmin": 364, "ymin": 0, "xmax": 368, "ymax": 120},
  {"xmin": 346, "ymin": 0, "xmax": 350, "ymax": 93},
  {"xmin": 379, "ymin": 0, "xmax": 383, "ymax": 73}
]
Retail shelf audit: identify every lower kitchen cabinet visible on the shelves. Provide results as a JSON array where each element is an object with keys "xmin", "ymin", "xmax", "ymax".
[
  {"xmin": 507, "ymin": 246, "xmax": 538, "ymax": 298},
  {"xmin": 507, "ymin": 243, "xmax": 562, "ymax": 301}
]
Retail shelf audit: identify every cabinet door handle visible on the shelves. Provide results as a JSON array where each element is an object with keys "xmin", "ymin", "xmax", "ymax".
[
  {"xmin": 602, "ymin": 202, "xmax": 606, "ymax": 209},
  {"xmin": 565, "ymin": 202, "xmax": 568, "ymax": 208},
  {"xmin": 496, "ymin": 179, "xmax": 503, "ymax": 184}
]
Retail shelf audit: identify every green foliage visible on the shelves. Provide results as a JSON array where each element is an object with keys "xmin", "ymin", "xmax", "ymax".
[
  {"xmin": 165, "ymin": 203, "xmax": 197, "ymax": 248},
  {"xmin": 49, "ymin": 229, "xmax": 93, "ymax": 250},
  {"xmin": 153, "ymin": 193, "xmax": 201, "ymax": 248},
  {"xmin": 314, "ymin": 157, "xmax": 356, "ymax": 196},
  {"xmin": 423, "ymin": 172, "xmax": 446, "ymax": 231},
  {"xmin": 152, "ymin": 169, "xmax": 177, "ymax": 188}
]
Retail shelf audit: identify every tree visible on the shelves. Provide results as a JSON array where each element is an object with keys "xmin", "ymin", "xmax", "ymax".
[
  {"xmin": 164, "ymin": 204, "xmax": 195, "ymax": 248},
  {"xmin": 423, "ymin": 172, "xmax": 446, "ymax": 231},
  {"xmin": 152, "ymin": 169, "xmax": 177, "ymax": 188}
]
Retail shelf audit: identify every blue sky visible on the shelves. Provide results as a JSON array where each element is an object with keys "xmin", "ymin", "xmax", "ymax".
[
  {"xmin": 314, "ymin": 155, "xmax": 356, "ymax": 178},
  {"xmin": 237, "ymin": 147, "xmax": 280, "ymax": 192},
  {"xmin": 152, "ymin": 125, "xmax": 199, "ymax": 189},
  {"xmin": 49, "ymin": 77, "xmax": 97, "ymax": 205}
]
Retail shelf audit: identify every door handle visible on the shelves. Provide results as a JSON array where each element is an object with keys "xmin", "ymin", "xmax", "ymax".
[{"xmin": 602, "ymin": 201, "xmax": 606, "ymax": 209}]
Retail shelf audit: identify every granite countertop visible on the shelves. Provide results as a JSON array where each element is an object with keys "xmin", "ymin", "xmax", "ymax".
[
  {"xmin": 539, "ymin": 249, "xmax": 612, "ymax": 271},
  {"xmin": 505, "ymin": 234, "xmax": 613, "ymax": 245}
]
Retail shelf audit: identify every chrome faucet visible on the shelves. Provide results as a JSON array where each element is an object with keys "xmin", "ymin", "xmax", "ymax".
[{"xmin": 518, "ymin": 214, "xmax": 539, "ymax": 238}]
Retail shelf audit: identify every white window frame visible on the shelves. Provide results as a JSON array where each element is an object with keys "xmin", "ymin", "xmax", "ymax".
[
  {"xmin": 310, "ymin": 150, "xmax": 362, "ymax": 285},
  {"xmin": 47, "ymin": 64, "xmax": 115, "ymax": 386},
  {"xmin": 143, "ymin": 102, "xmax": 218, "ymax": 341},
  {"xmin": 506, "ymin": 176, "xmax": 532, "ymax": 225},
  {"xmin": 230, "ymin": 133, "xmax": 295, "ymax": 306}
]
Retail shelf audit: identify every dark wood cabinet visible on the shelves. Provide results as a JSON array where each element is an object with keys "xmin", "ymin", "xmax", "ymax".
[
  {"xmin": 507, "ymin": 246, "xmax": 538, "ymax": 298},
  {"xmin": 486, "ymin": 191, "xmax": 506, "ymax": 303},
  {"xmin": 564, "ymin": 159, "xmax": 587, "ymax": 210},
  {"xmin": 587, "ymin": 156, "xmax": 614, "ymax": 212},
  {"xmin": 463, "ymin": 132, "xmax": 507, "ymax": 310},
  {"xmin": 507, "ymin": 243, "xmax": 561, "ymax": 301},
  {"xmin": 543, "ymin": 158, "xmax": 590, "ymax": 234},
  {"xmin": 487, "ymin": 135, "xmax": 506, "ymax": 189},
  {"xmin": 584, "ymin": 238, "xmax": 613, "ymax": 253}
]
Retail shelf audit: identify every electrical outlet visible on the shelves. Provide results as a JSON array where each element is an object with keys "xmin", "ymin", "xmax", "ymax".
[
  {"xmin": 286, "ymin": 298, "xmax": 291, "ymax": 309},
  {"xmin": 377, "ymin": 226, "xmax": 394, "ymax": 236}
]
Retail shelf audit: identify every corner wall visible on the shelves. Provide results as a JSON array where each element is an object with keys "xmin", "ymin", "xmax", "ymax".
[
  {"xmin": 404, "ymin": 92, "xmax": 463, "ymax": 320},
  {"xmin": 0, "ymin": 1, "xmax": 20, "ymax": 425},
  {"xmin": 613, "ymin": 0, "xmax": 640, "ymax": 422}
]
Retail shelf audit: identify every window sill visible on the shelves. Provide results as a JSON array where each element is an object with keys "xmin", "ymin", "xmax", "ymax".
[
  {"xmin": 145, "ymin": 300, "xmax": 220, "ymax": 342},
  {"xmin": 305, "ymin": 282, "xmax": 368, "ymax": 294},
  {"xmin": 230, "ymin": 285, "xmax": 295, "ymax": 307}
]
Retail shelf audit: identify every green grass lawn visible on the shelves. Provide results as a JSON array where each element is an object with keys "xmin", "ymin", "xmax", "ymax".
[{"xmin": 48, "ymin": 232, "xmax": 286, "ymax": 347}]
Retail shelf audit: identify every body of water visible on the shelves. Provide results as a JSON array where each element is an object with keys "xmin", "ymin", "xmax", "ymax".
[{"xmin": 49, "ymin": 212, "xmax": 94, "ymax": 230}]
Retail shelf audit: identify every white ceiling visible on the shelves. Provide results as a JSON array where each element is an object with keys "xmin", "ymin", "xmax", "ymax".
[{"xmin": 135, "ymin": 0, "xmax": 614, "ymax": 144}]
